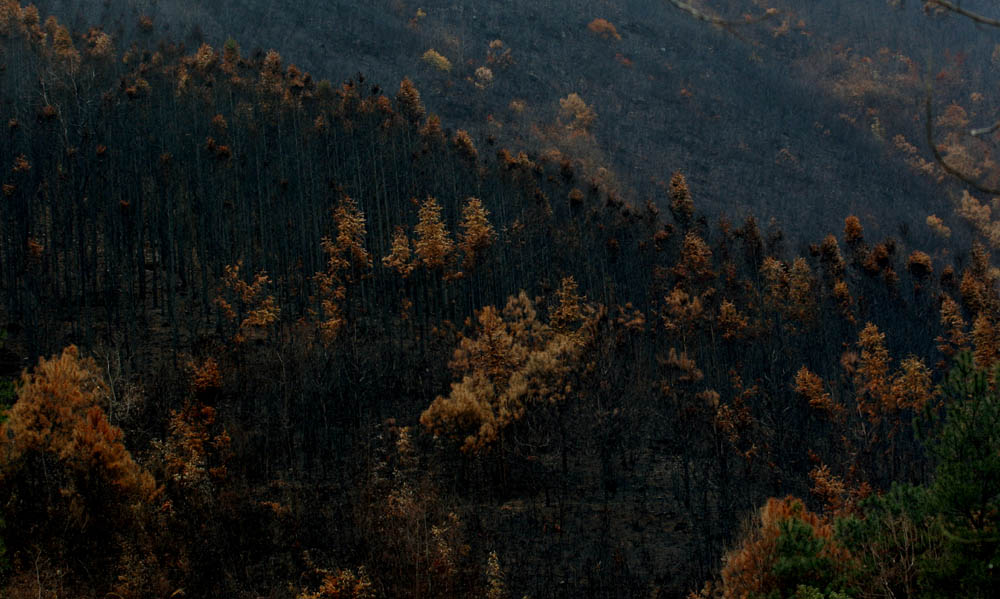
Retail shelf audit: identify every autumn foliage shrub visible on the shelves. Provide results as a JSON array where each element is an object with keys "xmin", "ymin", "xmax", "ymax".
[
  {"xmin": 587, "ymin": 18, "xmax": 622, "ymax": 41},
  {"xmin": 422, "ymin": 48, "xmax": 453, "ymax": 72},
  {"xmin": 558, "ymin": 92, "xmax": 597, "ymax": 132}
]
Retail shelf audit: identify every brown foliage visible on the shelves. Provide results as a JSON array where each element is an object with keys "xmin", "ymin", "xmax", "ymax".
[
  {"xmin": 787, "ymin": 258, "xmax": 817, "ymax": 324},
  {"xmin": 719, "ymin": 496, "xmax": 852, "ymax": 599},
  {"xmin": 890, "ymin": 357, "xmax": 934, "ymax": 412},
  {"xmin": 452, "ymin": 129, "xmax": 478, "ymax": 161},
  {"xmin": 972, "ymin": 312, "xmax": 999, "ymax": 369},
  {"xmin": 863, "ymin": 242, "xmax": 891, "ymax": 275},
  {"xmin": 419, "ymin": 113, "xmax": 445, "ymax": 141},
  {"xmin": 662, "ymin": 286, "xmax": 705, "ymax": 341},
  {"xmin": 717, "ymin": 300, "xmax": 749, "ymax": 341},
  {"xmin": 587, "ymin": 18, "xmax": 622, "ymax": 41},
  {"xmin": 844, "ymin": 215, "xmax": 864, "ymax": 245},
  {"xmin": 855, "ymin": 323, "xmax": 892, "ymax": 419},
  {"xmin": 421, "ymin": 48, "xmax": 452, "ymax": 72},
  {"xmin": 0, "ymin": 346, "xmax": 156, "ymax": 581},
  {"xmin": 299, "ymin": 568, "xmax": 376, "ymax": 599},
  {"xmin": 331, "ymin": 196, "xmax": 373, "ymax": 273},
  {"xmin": 382, "ymin": 226, "xmax": 416, "ymax": 277},
  {"xmin": 421, "ymin": 292, "xmax": 592, "ymax": 453},
  {"xmin": 795, "ymin": 366, "xmax": 842, "ymax": 419},
  {"xmin": 457, "ymin": 197, "xmax": 496, "ymax": 271},
  {"xmin": 669, "ymin": 171, "xmax": 694, "ymax": 226},
  {"xmin": 215, "ymin": 261, "xmax": 280, "ymax": 344},
  {"xmin": 414, "ymin": 196, "xmax": 454, "ymax": 270},
  {"xmin": 85, "ymin": 28, "xmax": 112, "ymax": 59},
  {"xmin": 955, "ymin": 192, "xmax": 1000, "ymax": 249},
  {"xmin": 926, "ymin": 214, "xmax": 952, "ymax": 238},
  {"xmin": 397, "ymin": 77, "xmax": 426, "ymax": 123},
  {"xmin": 760, "ymin": 257, "xmax": 816, "ymax": 330},
  {"xmin": 190, "ymin": 356, "xmax": 222, "ymax": 396},
  {"xmin": 49, "ymin": 20, "xmax": 79, "ymax": 72},
  {"xmin": 906, "ymin": 250, "xmax": 933, "ymax": 279},
  {"xmin": 194, "ymin": 42, "xmax": 217, "ymax": 72},
  {"xmin": 1, "ymin": 347, "xmax": 153, "ymax": 496},
  {"xmin": 832, "ymin": 280, "xmax": 856, "ymax": 323},
  {"xmin": 674, "ymin": 232, "xmax": 714, "ymax": 283},
  {"xmin": 936, "ymin": 294, "xmax": 969, "ymax": 359},
  {"xmin": 661, "ymin": 347, "xmax": 704, "ymax": 384},
  {"xmin": 12, "ymin": 153, "xmax": 30, "ymax": 173},
  {"xmin": 154, "ymin": 400, "xmax": 231, "ymax": 493},
  {"xmin": 550, "ymin": 276, "xmax": 583, "ymax": 332},
  {"xmin": 313, "ymin": 197, "xmax": 371, "ymax": 342},
  {"xmin": 854, "ymin": 323, "xmax": 934, "ymax": 418},
  {"xmin": 486, "ymin": 39, "xmax": 514, "ymax": 67},
  {"xmin": 819, "ymin": 234, "xmax": 846, "ymax": 278},
  {"xmin": 558, "ymin": 92, "xmax": 596, "ymax": 132},
  {"xmin": 809, "ymin": 464, "xmax": 849, "ymax": 515},
  {"xmin": 473, "ymin": 65, "xmax": 494, "ymax": 89},
  {"xmin": 354, "ymin": 425, "xmax": 472, "ymax": 597}
]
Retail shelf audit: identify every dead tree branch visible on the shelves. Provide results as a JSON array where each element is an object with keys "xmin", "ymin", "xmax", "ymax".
[
  {"xmin": 926, "ymin": 0, "xmax": 1000, "ymax": 28},
  {"xmin": 665, "ymin": 0, "xmax": 778, "ymax": 33},
  {"xmin": 925, "ymin": 87, "xmax": 1000, "ymax": 195}
]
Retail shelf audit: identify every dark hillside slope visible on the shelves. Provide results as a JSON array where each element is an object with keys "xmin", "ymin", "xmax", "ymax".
[
  {"xmin": 32, "ymin": 0, "xmax": 956, "ymax": 247},
  {"xmin": 1, "ymin": 3, "xmax": 997, "ymax": 599}
]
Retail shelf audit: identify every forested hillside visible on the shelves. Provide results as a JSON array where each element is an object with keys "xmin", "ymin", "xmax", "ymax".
[
  {"xmin": 0, "ymin": 1, "xmax": 998, "ymax": 598},
  {"xmin": 25, "ymin": 0, "xmax": 975, "ymax": 246}
]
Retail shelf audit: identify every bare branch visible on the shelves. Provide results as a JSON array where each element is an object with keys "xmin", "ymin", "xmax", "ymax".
[
  {"xmin": 925, "ymin": 88, "xmax": 1000, "ymax": 195},
  {"xmin": 970, "ymin": 121, "xmax": 1000, "ymax": 137},
  {"xmin": 927, "ymin": 0, "xmax": 1000, "ymax": 28},
  {"xmin": 665, "ymin": 0, "xmax": 778, "ymax": 29}
]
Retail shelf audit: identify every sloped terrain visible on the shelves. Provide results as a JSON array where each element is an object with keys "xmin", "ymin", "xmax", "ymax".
[
  {"xmin": 32, "ymin": 0, "xmax": 973, "ymax": 247},
  {"xmin": 1, "ymin": 2, "xmax": 999, "ymax": 598}
]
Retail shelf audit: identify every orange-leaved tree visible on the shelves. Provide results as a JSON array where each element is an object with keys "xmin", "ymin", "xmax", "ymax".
[
  {"xmin": 315, "ymin": 196, "xmax": 372, "ymax": 342},
  {"xmin": 397, "ymin": 77, "xmax": 426, "ymax": 123},
  {"xmin": 668, "ymin": 171, "xmax": 695, "ymax": 227},
  {"xmin": 414, "ymin": 196, "xmax": 455, "ymax": 271},
  {"xmin": 383, "ymin": 226, "xmax": 417, "ymax": 277},
  {"xmin": 421, "ymin": 281, "xmax": 594, "ymax": 454},
  {"xmin": 0, "ymin": 346, "xmax": 156, "ymax": 585},
  {"xmin": 457, "ymin": 197, "xmax": 497, "ymax": 272},
  {"xmin": 215, "ymin": 260, "xmax": 280, "ymax": 344}
]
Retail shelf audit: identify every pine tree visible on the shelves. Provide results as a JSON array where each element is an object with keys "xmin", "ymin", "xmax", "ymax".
[
  {"xmin": 414, "ymin": 197, "xmax": 454, "ymax": 270},
  {"xmin": 457, "ymin": 198, "xmax": 496, "ymax": 272},
  {"xmin": 668, "ymin": 171, "xmax": 694, "ymax": 227}
]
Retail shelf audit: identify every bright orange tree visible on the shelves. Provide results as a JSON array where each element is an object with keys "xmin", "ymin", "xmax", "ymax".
[
  {"xmin": 0, "ymin": 346, "xmax": 155, "ymax": 579},
  {"xmin": 421, "ymin": 281, "xmax": 594, "ymax": 454}
]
